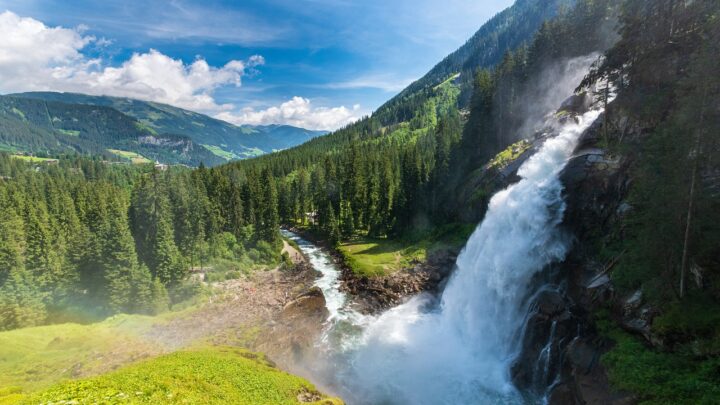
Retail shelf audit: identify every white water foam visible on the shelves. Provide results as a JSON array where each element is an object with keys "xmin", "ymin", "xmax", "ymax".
[{"xmin": 333, "ymin": 108, "xmax": 604, "ymax": 405}]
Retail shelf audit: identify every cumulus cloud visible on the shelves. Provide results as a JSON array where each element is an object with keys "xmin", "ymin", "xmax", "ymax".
[
  {"xmin": 0, "ymin": 11, "xmax": 262, "ymax": 112},
  {"xmin": 215, "ymin": 97, "xmax": 362, "ymax": 131}
]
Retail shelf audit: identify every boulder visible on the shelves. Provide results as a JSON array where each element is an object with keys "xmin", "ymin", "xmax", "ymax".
[{"xmin": 559, "ymin": 92, "xmax": 592, "ymax": 115}]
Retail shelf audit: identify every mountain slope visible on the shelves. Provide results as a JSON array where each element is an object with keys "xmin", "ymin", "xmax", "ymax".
[
  {"xmin": 0, "ymin": 95, "xmax": 225, "ymax": 166},
  {"xmin": 13, "ymin": 92, "xmax": 326, "ymax": 159},
  {"xmin": 373, "ymin": 0, "xmax": 573, "ymax": 126}
]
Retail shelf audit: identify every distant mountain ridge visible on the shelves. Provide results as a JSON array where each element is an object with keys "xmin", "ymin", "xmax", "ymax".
[
  {"xmin": 373, "ymin": 0, "xmax": 571, "ymax": 126},
  {"xmin": 0, "ymin": 92, "xmax": 326, "ymax": 166}
]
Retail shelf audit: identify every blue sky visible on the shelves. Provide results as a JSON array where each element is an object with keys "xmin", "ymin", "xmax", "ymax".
[{"xmin": 0, "ymin": 0, "xmax": 513, "ymax": 129}]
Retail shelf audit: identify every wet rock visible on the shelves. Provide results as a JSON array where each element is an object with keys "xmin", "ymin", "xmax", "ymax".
[
  {"xmin": 614, "ymin": 289, "xmax": 665, "ymax": 347},
  {"xmin": 536, "ymin": 290, "xmax": 567, "ymax": 317},
  {"xmin": 297, "ymin": 389, "xmax": 322, "ymax": 403},
  {"xmin": 513, "ymin": 107, "xmax": 642, "ymax": 403},
  {"xmin": 280, "ymin": 287, "xmax": 328, "ymax": 320},
  {"xmin": 560, "ymin": 92, "xmax": 592, "ymax": 115},
  {"xmin": 548, "ymin": 382, "xmax": 579, "ymax": 405},
  {"xmin": 566, "ymin": 337, "xmax": 598, "ymax": 375}
]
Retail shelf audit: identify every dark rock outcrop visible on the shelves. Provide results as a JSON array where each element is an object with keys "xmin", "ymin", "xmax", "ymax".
[
  {"xmin": 510, "ymin": 102, "xmax": 647, "ymax": 404},
  {"xmin": 341, "ymin": 249, "xmax": 457, "ymax": 314}
]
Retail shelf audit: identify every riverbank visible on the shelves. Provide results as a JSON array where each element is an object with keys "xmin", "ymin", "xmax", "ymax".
[
  {"xmin": 0, "ymin": 251, "xmax": 333, "ymax": 403},
  {"xmin": 284, "ymin": 225, "xmax": 465, "ymax": 314}
]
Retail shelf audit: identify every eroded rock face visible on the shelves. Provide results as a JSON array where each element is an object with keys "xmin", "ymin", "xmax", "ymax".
[
  {"xmin": 511, "ymin": 289, "xmax": 580, "ymax": 394},
  {"xmin": 341, "ymin": 249, "xmax": 457, "ymax": 314},
  {"xmin": 256, "ymin": 284, "xmax": 330, "ymax": 373},
  {"xmin": 510, "ymin": 105, "xmax": 645, "ymax": 404}
]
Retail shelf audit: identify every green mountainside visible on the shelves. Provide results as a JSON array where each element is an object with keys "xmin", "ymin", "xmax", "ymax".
[
  {"xmin": 0, "ymin": 92, "xmax": 325, "ymax": 166},
  {"xmin": 225, "ymin": 0, "xmax": 613, "ymax": 238},
  {"xmin": 373, "ymin": 0, "xmax": 574, "ymax": 126},
  {"xmin": 1, "ymin": 0, "xmax": 718, "ymax": 403}
]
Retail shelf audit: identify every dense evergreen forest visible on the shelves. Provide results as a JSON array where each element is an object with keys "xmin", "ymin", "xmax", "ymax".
[
  {"xmin": 1, "ymin": 3, "xmax": 718, "ymax": 401},
  {"xmin": 223, "ymin": 0, "xmax": 619, "ymax": 242},
  {"xmin": 582, "ymin": 0, "xmax": 720, "ymax": 332},
  {"xmin": 0, "ymin": 155, "xmax": 283, "ymax": 330}
]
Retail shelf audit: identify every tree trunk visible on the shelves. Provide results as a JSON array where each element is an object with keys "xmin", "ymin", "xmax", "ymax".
[{"xmin": 679, "ymin": 87, "xmax": 707, "ymax": 298}]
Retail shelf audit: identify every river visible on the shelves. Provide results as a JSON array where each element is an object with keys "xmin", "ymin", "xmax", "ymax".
[{"xmin": 281, "ymin": 57, "xmax": 607, "ymax": 405}]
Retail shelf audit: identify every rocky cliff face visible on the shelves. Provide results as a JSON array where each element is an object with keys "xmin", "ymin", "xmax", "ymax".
[{"xmin": 509, "ymin": 103, "xmax": 651, "ymax": 404}]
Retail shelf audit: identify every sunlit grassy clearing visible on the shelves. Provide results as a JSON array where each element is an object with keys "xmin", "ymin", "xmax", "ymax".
[
  {"xmin": 14, "ymin": 347, "xmax": 343, "ymax": 405},
  {"xmin": 107, "ymin": 149, "xmax": 153, "ymax": 164}
]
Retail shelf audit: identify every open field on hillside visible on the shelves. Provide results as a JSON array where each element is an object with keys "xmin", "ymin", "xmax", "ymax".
[{"xmin": 108, "ymin": 149, "xmax": 153, "ymax": 164}]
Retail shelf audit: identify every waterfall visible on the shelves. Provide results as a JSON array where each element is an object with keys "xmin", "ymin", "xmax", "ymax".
[{"xmin": 334, "ymin": 106, "xmax": 605, "ymax": 405}]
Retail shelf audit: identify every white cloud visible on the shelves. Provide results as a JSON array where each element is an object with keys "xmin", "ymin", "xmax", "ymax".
[
  {"xmin": 0, "ymin": 11, "xmax": 262, "ymax": 112},
  {"xmin": 215, "ymin": 97, "xmax": 362, "ymax": 131}
]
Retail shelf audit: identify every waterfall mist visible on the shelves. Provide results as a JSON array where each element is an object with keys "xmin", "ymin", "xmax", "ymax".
[
  {"xmin": 338, "ymin": 107, "xmax": 603, "ymax": 404},
  {"xmin": 287, "ymin": 56, "xmax": 608, "ymax": 405}
]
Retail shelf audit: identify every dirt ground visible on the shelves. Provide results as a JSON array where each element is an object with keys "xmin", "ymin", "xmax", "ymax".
[{"xmin": 144, "ymin": 249, "xmax": 327, "ymax": 371}]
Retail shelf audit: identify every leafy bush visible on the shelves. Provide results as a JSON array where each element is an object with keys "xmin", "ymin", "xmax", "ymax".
[
  {"xmin": 597, "ymin": 311, "xmax": 720, "ymax": 404},
  {"xmin": 167, "ymin": 281, "xmax": 207, "ymax": 309}
]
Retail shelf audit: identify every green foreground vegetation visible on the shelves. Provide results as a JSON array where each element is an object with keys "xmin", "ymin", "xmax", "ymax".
[
  {"xmin": 0, "ymin": 314, "xmax": 163, "ymax": 393},
  {"xmin": 2, "ymin": 346, "xmax": 341, "ymax": 405},
  {"xmin": 596, "ymin": 311, "xmax": 720, "ymax": 405}
]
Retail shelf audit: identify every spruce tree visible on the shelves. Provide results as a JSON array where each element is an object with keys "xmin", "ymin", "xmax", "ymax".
[
  {"xmin": 0, "ymin": 268, "xmax": 46, "ymax": 331},
  {"xmin": 259, "ymin": 170, "xmax": 280, "ymax": 243}
]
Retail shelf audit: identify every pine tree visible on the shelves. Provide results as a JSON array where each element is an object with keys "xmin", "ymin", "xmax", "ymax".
[
  {"xmin": 153, "ymin": 208, "xmax": 186, "ymax": 284},
  {"xmin": 0, "ymin": 268, "xmax": 46, "ymax": 331},
  {"xmin": 325, "ymin": 203, "xmax": 341, "ymax": 245},
  {"xmin": 0, "ymin": 194, "xmax": 25, "ymax": 283},
  {"xmin": 341, "ymin": 200, "xmax": 355, "ymax": 238},
  {"xmin": 259, "ymin": 169, "xmax": 280, "ymax": 243},
  {"xmin": 103, "ymin": 201, "xmax": 145, "ymax": 313}
]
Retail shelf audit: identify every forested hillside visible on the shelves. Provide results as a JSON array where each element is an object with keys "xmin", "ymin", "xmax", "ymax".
[
  {"xmin": 0, "ymin": 153, "xmax": 285, "ymax": 330},
  {"xmin": 380, "ymin": 0, "xmax": 571, "ymax": 111},
  {"xmin": 1, "ymin": 0, "xmax": 718, "ymax": 402},
  {"xmin": 0, "ymin": 95, "xmax": 225, "ymax": 166},
  {"xmin": 224, "ymin": 0, "xmax": 618, "ymax": 241},
  {"xmin": 14, "ymin": 92, "xmax": 326, "ymax": 158},
  {"xmin": 0, "ymin": 93, "xmax": 325, "ymax": 167},
  {"xmin": 564, "ymin": 1, "xmax": 720, "ymax": 401}
]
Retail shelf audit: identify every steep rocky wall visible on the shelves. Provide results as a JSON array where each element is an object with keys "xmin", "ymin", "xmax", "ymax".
[{"xmin": 517, "ymin": 105, "xmax": 646, "ymax": 404}]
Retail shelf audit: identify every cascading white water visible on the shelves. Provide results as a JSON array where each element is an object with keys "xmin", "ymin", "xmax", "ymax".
[
  {"xmin": 280, "ymin": 230, "xmax": 367, "ymax": 351},
  {"xmin": 281, "ymin": 56, "xmax": 607, "ymax": 404},
  {"xmin": 334, "ymin": 107, "xmax": 605, "ymax": 405},
  {"xmin": 281, "ymin": 230, "xmax": 350, "ymax": 322}
]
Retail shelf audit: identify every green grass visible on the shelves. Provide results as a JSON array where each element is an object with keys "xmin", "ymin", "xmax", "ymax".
[
  {"xmin": 338, "ymin": 223, "xmax": 474, "ymax": 277},
  {"xmin": 10, "ymin": 108, "xmax": 26, "ymax": 120},
  {"xmin": 203, "ymin": 144, "xmax": 240, "ymax": 161},
  {"xmin": 237, "ymin": 147, "xmax": 265, "ymax": 158},
  {"xmin": 135, "ymin": 121, "xmax": 159, "ymax": 135},
  {"xmin": 57, "ymin": 129, "xmax": 80, "ymax": 137},
  {"xmin": 0, "ymin": 143, "xmax": 19, "ymax": 153},
  {"xmin": 433, "ymin": 72, "xmax": 460, "ymax": 90},
  {"xmin": 488, "ymin": 140, "xmax": 531, "ymax": 169},
  {"xmin": 0, "ymin": 315, "xmax": 165, "ymax": 393},
  {"xmin": 108, "ymin": 149, "xmax": 153, "ymax": 164},
  {"xmin": 338, "ymin": 238, "xmax": 426, "ymax": 277},
  {"xmin": 597, "ymin": 310, "xmax": 720, "ymax": 404},
  {"xmin": 17, "ymin": 347, "xmax": 342, "ymax": 405},
  {"xmin": 10, "ymin": 155, "xmax": 57, "ymax": 163}
]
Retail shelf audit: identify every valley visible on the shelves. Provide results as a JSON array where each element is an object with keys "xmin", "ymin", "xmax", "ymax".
[{"xmin": 1, "ymin": 0, "xmax": 719, "ymax": 404}]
